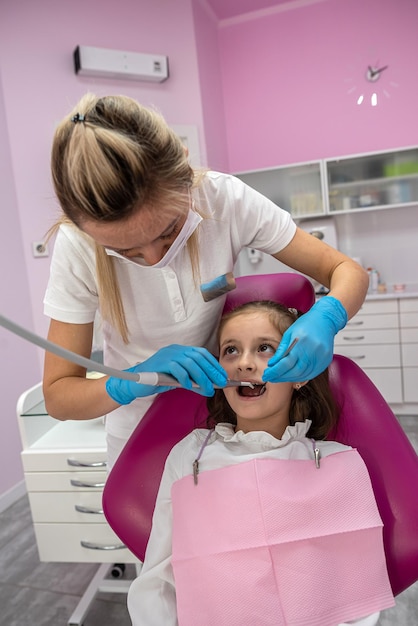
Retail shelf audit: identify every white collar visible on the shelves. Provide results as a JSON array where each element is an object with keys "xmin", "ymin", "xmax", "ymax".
[{"xmin": 214, "ymin": 420, "xmax": 312, "ymax": 447}]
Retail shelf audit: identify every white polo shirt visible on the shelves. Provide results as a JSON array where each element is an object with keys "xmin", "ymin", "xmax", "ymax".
[{"xmin": 44, "ymin": 171, "xmax": 296, "ymax": 441}]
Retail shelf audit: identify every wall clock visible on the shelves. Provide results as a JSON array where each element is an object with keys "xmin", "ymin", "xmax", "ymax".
[
  {"xmin": 345, "ymin": 57, "xmax": 397, "ymax": 106},
  {"xmin": 366, "ymin": 64, "xmax": 388, "ymax": 83}
]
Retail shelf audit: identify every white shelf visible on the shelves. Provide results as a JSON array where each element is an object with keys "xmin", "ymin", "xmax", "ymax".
[{"xmin": 329, "ymin": 172, "xmax": 418, "ymax": 190}]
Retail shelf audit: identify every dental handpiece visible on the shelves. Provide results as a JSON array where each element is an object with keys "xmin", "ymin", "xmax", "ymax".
[
  {"xmin": 138, "ymin": 372, "xmax": 254, "ymax": 389},
  {"xmin": 0, "ymin": 313, "xmax": 253, "ymax": 389}
]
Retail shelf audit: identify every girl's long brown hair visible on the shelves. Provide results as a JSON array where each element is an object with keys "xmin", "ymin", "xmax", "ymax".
[{"xmin": 207, "ymin": 301, "xmax": 340, "ymax": 440}]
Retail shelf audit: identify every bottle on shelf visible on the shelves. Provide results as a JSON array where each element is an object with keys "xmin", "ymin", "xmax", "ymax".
[{"xmin": 367, "ymin": 268, "xmax": 379, "ymax": 293}]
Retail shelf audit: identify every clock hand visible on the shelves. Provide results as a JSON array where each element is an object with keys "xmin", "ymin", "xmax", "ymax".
[{"xmin": 368, "ymin": 64, "xmax": 388, "ymax": 77}]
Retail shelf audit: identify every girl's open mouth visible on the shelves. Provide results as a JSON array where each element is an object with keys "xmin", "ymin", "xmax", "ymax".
[{"xmin": 238, "ymin": 383, "xmax": 266, "ymax": 397}]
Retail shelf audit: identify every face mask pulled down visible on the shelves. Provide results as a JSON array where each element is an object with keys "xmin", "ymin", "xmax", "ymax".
[{"xmin": 105, "ymin": 209, "xmax": 202, "ymax": 268}]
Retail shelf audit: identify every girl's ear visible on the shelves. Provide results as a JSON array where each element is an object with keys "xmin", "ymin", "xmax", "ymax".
[{"xmin": 293, "ymin": 381, "xmax": 308, "ymax": 391}]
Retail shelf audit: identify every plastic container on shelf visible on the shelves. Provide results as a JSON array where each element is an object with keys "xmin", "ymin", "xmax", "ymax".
[{"xmin": 367, "ymin": 268, "xmax": 379, "ymax": 293}]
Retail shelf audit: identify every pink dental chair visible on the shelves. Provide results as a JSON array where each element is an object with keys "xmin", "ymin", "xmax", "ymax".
[{"xmin": 102, "ymin": 273, "xmax": 418, "ymax": 597}]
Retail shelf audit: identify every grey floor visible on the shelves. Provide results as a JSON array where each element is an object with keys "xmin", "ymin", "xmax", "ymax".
[{"xmin": 1, "ymin": 416, "xmax": 417, "ymax": 626}]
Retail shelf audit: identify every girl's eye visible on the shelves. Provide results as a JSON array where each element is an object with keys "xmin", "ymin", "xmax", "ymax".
[
  {"xmin": 259, "ymin": 344, "xmax": 275, "ymax": 354},
  {"xmin": 223, "ymin": 346, "xmax": 238, "ymax": 356}
]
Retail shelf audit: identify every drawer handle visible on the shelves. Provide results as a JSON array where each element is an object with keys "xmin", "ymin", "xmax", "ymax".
[
  {"xmin": 349, "ymin": 355, "xmax": 366, "ymax": 360},
  {"xmin": 343, "ymin": 336, "xmax": 365, "ymax": 341},
  {"xmin": 68, "ymin": 459, "xmax": 107, "ymax": 468},
  {"xmin": 346, "ymin": 321, "xmax": 364, "ymax": 326},
  {"xmin": 75, "ymin": 504, "xmax": 104, "ymax": 515},
  {"xmin": 81, "ymin": 540, "xmax": 126, "ymax": 551},
  {"xmin": 70, "ymin": 479, "xmax": 106, "ymax": 488}
]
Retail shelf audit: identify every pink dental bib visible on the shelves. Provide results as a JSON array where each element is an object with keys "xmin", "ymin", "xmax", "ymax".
[{"xmin": 171, "ymin": 450, "xmax": 394, "ymax": 626}]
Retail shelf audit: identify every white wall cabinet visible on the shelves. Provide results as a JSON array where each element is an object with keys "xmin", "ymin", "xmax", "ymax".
[
  {"xmin": 327, "ymin": 147, "xmax": 418, "ymax": 214},
  {"xmin": 235, "ymin": 160, "xmax": 324, "ymax": 219},
  {"xmin": 17, "ymin": 382, "xmax": 137, "ymax": 564},
  {"xmin": 235, "ymin": 146, "xmax": 418, "ymax": 220}
]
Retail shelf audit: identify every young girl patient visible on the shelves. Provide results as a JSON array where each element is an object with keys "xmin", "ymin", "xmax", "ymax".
[{"xmin": 128, "ymin": 301, "xmax": 395, "ymax": 626}]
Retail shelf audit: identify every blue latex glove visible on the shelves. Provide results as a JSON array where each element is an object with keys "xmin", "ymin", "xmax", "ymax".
[
  {"xmin": 262, "ymin": 296, "xmax": 348, "ymax": 383},
  {"xmin": 105, "ymin": 344, "xmax": 228, "ymax": 405}
]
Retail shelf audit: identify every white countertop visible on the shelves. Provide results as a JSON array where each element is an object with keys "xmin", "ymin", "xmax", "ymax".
[
  {"xmin": 366, "ymin": 284, "xmax": 418, "ymax": 300},
  {"xmin": 316, "ymin": 284, "xmax": 418, "ymax": 301}
]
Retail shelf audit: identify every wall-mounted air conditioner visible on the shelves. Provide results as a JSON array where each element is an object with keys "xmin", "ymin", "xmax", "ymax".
[{"xmin": 74, "ymin": 45, "xmax": 169, "ymax": 83}]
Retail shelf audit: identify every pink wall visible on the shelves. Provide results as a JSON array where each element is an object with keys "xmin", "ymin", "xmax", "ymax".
[
  {"xmin": 192, "ymin": 0, "xmax": 230, "ymax": 171},
  {"xmin": 0, "ymin": 79, "xmax": 41, "ymax": 499},
  {"xmin": 218, "ymin": 0, "xmax": 418, "ymax": 171}
]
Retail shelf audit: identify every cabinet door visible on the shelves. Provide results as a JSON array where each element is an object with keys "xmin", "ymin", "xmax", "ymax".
[
  {"xmin": 334, "ymin": 344, "xmax": 401, "ymax": 368},
  {"xmin": 402, "ymin": 343, "xmax": 418, "ymax": 367},
  {"xmin": 34, "ymin": 523, "xmax": 138, "ymax": 563},
  {"xmin": 326, "ymin": 147, "xmax": 418, "ymax": 214},
  {"xmin": 334, "ymin": 328, "xmax": 399, "ymax": 346},
  {"xmin": 401, "ymin": 328, "xmax": 418, "ymax": 345},
  {"xmin": 399, "ymin": 298, "xmax": 418, "ymax": 314},
  {"xmin": 364, "ymin": 368, "xmax": 403, "ymax": 404},
  {"xmin": 403, "ymin": 368, "xmax": 418, "ymax": 403},
  {"xmin": 29, "ymin": 491, "xmax": 105, "ymax": 523},
  {"xmin": 400, "ymin": 312, "xmax": 418, "ymax": 328},
  {"xmin": 21, "ymin": 449, "xmax": 107, "ymax": 472},
  {"xmin": 356, "ymin": 299, "xmax": 398, "ymax": 315},
  {"xmin": 400, "ymin": 299, "xmax": 418, "ymax": 401},
  {"xmin": 235, "ymin": 161, "xmax": 324, "ymax": 219},
  {"xmin": 25, "ymin": 470, "xmax": 107, "ymax": 491},
  {"xmin": 343, "ymin": 313, "xmax": 399, "ymax": 331}
]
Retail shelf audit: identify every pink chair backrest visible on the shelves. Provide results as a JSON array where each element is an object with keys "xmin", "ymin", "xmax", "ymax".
[
  {"xmin": 327, "ymin": 354, "xmax": 418, "ymax": 596},
  {"xmin": 102, "ymin": 273, "xmax": 418, "ymax": 596}
]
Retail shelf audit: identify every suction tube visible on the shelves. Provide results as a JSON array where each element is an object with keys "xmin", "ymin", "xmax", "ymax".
[
  {"xmin": 0, "ymin": 313, "xmax": 252, "ymax": 389},
  {"xmin": 0, "ymin": 313, "xmax": 138, "ymax": 381}
]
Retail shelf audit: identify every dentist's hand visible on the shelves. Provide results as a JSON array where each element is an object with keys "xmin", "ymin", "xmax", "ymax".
[
  {"xmin": 105, "ymin": 344, "xmax": 228, "ymax": 405},
  {"xmin": 262, "ymin": 297, "xmax": 347, "ymax": 383}
]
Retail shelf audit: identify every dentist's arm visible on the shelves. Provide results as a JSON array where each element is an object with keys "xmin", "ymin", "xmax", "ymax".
[
  {"xmin": 43, "ymin": 319, "xmax": 116, "ymax": 420},
  {"xmin": 43, "ymin": 319, "xmax": 227, "ymax": 420},
  {"xmin": 263, "ymin": 227, "xmax": 368, "ymax": 382},
  {"xmin": 274, "ymin": 227, "xmax": 368, "ymax": 318}
]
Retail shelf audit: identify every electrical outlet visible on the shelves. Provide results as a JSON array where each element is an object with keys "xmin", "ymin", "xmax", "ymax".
[
  {"xmin": 247, "ymin": 248, "xmax": 262, "ymax": 264},
  {"xmin": 32, "ymin": 241, "xmax": 49, "ymax": 258}
]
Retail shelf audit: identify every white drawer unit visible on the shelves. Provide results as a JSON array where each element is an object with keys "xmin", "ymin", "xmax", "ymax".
[
  {"xmin": 335, "ymin": 298, "xmax": 403, "ymax": 404},
  {"xmin": 400, "ymin": 298, "xmax": 418, "ymax": 403},
  {"xmin": 17, "ymin": 382, "xmax": 136, "ymax": 565}
]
